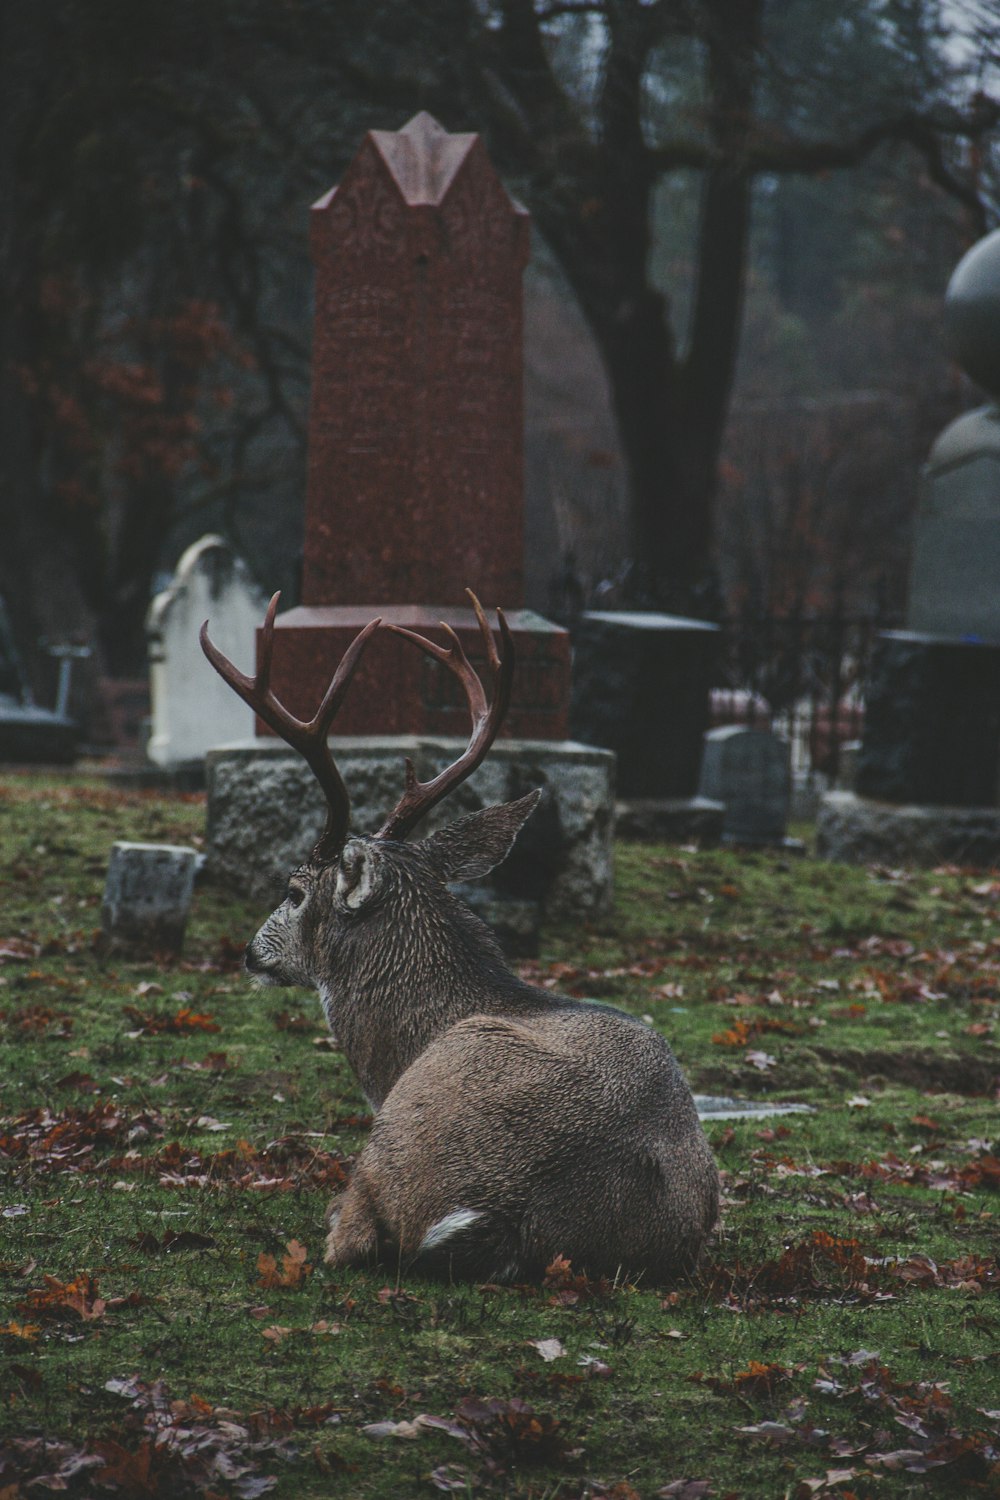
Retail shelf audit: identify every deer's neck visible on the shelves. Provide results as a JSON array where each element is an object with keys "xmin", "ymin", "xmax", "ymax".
[{"xmin": 320, "ymin": 898, "xmax": 529, "ymax": 1110}]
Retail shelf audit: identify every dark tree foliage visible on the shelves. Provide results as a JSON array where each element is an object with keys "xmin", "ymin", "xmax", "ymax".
[
  {"xmin": 1, "ymin": 1, "xmax": 354, "ymax": 682},
  {"xmin": 2, "ymin": 0, "xmax": 998, "ymax": 702}
]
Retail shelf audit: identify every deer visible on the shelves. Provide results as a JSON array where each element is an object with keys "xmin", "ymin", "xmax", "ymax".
[{"xmin": 200, "ymin": 591, "xmax": 719, "ymax": 1283}]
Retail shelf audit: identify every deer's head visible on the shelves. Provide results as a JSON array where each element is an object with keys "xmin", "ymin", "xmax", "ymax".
[{"xmin": 200, "ymin": 592, "xmax": 539, "ymax": 996}]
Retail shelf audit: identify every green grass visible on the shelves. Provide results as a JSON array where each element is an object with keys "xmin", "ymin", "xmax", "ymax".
[{"xmin": 1, "ymin": 775, "xmax": 998, "ymax": 1498}]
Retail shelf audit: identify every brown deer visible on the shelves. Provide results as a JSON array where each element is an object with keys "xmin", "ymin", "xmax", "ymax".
[{"xmin": 201, "ymin": 592, "xmax": 719, "ymax": 1282}]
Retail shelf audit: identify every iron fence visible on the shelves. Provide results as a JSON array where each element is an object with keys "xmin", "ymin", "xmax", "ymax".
[{"xmin": 711, "ymin": 609, "xmax": 897, "ymax": 783}]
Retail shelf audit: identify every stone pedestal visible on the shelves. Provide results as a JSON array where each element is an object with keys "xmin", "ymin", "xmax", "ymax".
[
  {"xmin": 260, "ymin": 604, "xmax": 568, "ymax": 740},
  {"xmin": 857, "ymin": 632, "xmax": 1000, "ymax": 807},
  {"xmin": 817, "ymin": 790, "xmax": 1000, "ymax": 866},
  {"xmin": 570, "ymin": 611, "xmax": 718, "ymax": 798},
  {"xmin": 614, "ymin": 796, "xmax": 724, "ymax": 845},
  {"xmin": 206, "ymin": 737, "xmax": 615, "ymax": 921}
]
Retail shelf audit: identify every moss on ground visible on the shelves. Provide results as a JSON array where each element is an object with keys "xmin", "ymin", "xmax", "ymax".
[{"xmin": 1, "ymin": 775, "xmax": 998, "ymax": 1497}]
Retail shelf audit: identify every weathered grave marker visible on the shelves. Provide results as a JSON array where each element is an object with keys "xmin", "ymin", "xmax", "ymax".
[
  {"xmin": 698, "ymin": 726, "xmax": 791, "ymax": 845},
  {"xmin": 101, "ymin": 842, "xmax": 198, "ymax": 954}
]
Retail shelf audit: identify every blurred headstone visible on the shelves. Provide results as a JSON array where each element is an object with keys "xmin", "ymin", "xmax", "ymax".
[
  {"xmin": 908, "ymin": 408, "xmax": 1000, "ymax": 640},
  {"xmin": 147, "ymin": 535, "xmax": 267, "ymax": 768},
  {"xmin": 698, "ymin": 726, "xmax": 791, "ymax": 845},
  {"xmin": 101, "ymin": 842, "xmax": 198, "ymax": 954},
  {"xmin": 857, "ymin": 230, "xmax": 1000, "ymax": 811},
  {"xmin": 908, "ymin": 227, "xmax": 1000, "ymax": 641},
  {"xmin": 570, "ymin": 611, "xmax": 718, "ymax": 798}
]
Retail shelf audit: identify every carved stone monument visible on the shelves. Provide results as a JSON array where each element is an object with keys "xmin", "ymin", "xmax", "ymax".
[
  {"xmin": 261, "ymin": 111, "xmax": 569, "ymax": 739},
  {"xmin": 819, "ymin": 228, "xmax": 1000, "ymax": 864},
  {"xmin": 206, "ymin": 115, "xmax": 612, "ymax": 924}
]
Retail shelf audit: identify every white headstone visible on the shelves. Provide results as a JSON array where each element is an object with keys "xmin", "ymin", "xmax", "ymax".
[{"xmin": 146, "ymin": 536, "xmax": 267, "ymax": 767}]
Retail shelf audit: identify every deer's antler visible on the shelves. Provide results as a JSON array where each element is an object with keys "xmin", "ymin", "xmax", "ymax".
[
  {"xmin": 377, "ymin": 590, "xmax": 515, "ymax": 841},
  {"xmin": 200, "ymin": 592, "xmax": 381, "ymax": 861}
]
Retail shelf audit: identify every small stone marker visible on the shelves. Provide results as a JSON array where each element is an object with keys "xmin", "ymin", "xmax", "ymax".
[
  {"xmin": 698, "ymin": 726, "xmax": 791, "ymax": 845},
  {"xmin": 101, "ymin": 842, "xmax": 198, "ymax": 954}
]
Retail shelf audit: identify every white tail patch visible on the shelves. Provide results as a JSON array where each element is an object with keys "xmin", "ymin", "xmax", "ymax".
[{"xmin": 418, "ymin": 1208, "xmax": 484, "ymax": 1254}]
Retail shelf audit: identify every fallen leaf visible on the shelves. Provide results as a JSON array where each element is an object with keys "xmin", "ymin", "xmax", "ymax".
[
  {"xmin": 20, "ymin": 1273, "xmax": 106, "ymax": 1321},
  {"xmin": 0, "ymin": 937, "xmax": 40, "ymax": 963},
  {"xmin": 0, "ymin": 1320, "xmax": 40, "ymax": 1340},
  {"xmin": 257, "ymin": 1239, "xmax": 311, "ymax": 1289},
  {"xmin": 309, "ymin": 1319, "xmax": 340, "ymax": 1335}
]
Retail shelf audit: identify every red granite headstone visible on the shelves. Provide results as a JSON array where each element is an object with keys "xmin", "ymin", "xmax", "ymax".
[{"xmin": 263, "ymin": 112, "xmax": 570, "ymax": 739}]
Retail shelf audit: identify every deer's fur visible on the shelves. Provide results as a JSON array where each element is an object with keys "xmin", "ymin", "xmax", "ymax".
[{"xmin": 246, "ymin": 794, "xmax": 719, "ymax": 1283}]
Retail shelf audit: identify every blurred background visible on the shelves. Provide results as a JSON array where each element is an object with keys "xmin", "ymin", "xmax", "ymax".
[{"xmin": 2, "ymin": 0, "xmax": 999, "ymax": 752}]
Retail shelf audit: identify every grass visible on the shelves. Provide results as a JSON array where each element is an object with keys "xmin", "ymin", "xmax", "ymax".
[{"xmin": 1, "ymin": 774, "xmax": 998, "ymax": 1499}]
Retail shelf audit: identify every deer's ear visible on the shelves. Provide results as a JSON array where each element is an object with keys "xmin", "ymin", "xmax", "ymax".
[
  {"xmin": 420, "ymin": 790, "xmax": 542, "ymax": 881},
  {"xmin": 335, "ymin": 842, "xmax": 383, "ymax": 911}
]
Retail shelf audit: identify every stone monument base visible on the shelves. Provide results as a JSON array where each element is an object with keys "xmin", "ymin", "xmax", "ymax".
[
  {"xmin": 817, "ymin": 789, "xmax": 1000, "ymax": 866},
  {"xmin": 615, "ymin": 796, "xmax": 724, "ymax": 845},
  {"xmin": 262, "ymin": 605, "xmax": 570, "ymax": 740},
  {"xmin": 205, "ymin": 736, "xmax": 615, "ymax": 920}
]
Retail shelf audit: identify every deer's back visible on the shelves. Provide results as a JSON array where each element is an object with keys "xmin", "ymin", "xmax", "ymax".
[{"xmin": 355, "ymin": 998, "xmax": 718, "ymax": 1281}]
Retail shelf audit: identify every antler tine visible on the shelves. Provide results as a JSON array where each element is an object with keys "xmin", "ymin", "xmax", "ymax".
[
  {"xmin": 377, "ymin": 591, "xmax": 516, "ymax": 841},
  {"xmin": 200, "ymin": 592, "xmax": 381, "ymax": 861}
]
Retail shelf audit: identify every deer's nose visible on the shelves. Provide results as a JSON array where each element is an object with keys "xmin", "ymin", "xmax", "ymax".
[{"xmin": 243, "ymin": 942, "xmax": 269, "ymax": 976}]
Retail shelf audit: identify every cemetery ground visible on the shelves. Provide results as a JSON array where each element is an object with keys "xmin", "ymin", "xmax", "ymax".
[{"xmin": 1, "ymin": 778, "xmax": 998, "ymax": 1500}]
